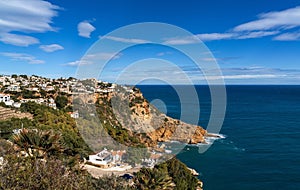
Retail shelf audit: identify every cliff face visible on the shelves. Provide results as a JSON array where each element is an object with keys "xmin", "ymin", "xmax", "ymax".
[
  {"xmin": 145, "ymin": 115, "xmax": 207, "ymax": 144},
  {"xmin": 105, "ymin": 86, "xmax": 208, "ymax": 146},
  {"xmin": 75, "ymin": 83, "xmax": 208, "ymax": 146}
]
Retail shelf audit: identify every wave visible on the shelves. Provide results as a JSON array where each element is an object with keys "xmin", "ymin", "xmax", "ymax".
[
  {"xmin": 205, "ymin": 133, "xmax": 226, "ymax": 144},
  {"xmin": 207, "ymin": 133, "xmax": 227, "ymax": 139}
]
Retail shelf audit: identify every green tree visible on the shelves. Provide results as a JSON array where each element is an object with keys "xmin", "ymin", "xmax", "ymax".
[
  {"xmin": 55, "ymin": 95, "xmax": 68, "ymax": 109},
  {"xmin": 11, "ymin": 128, "xmax": 64, "ymax": 159},
  {"xmin": 40, "ymin": 89, "xmax": 47, "ymax": 97},
  {"xmin": 134, "ymin": 167, "xmax": 175, "ymax": 190},
  {"xmin": 0, "ymin": 156, "xmax": 93, "ymax": 190},
  {"xmin": 166, "ymin": 158, "xmax": 200, "ymax": 190}
]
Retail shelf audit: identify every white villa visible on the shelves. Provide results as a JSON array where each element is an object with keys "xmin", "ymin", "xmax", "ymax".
[
  {"xmin": 88, "ymin": 149, "xmax": 126, "ymax": 168},
  {"xmin": 0, "ymin": 93, "xmax": 14, "ymax": 106},
  {"xmin": 88, "ymin": 148, "xmax": 113, "ymax": 168},
  {"xmin": 0, "ymin": 94, "xmax": 10, "ymax": 103},
  {"xmin": 48, "ymin": 98, "xmax": 56, "ymax": 109}
]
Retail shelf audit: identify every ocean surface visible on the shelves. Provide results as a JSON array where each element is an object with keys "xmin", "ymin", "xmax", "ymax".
[{"xmin": 137, "ymin": 85, "xmax": 300, "ymax": 190}]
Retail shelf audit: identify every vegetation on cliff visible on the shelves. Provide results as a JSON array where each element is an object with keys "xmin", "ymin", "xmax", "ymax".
[{"xmin": 0, "ymin": 76, "xmax": 203, "ymax": 189}]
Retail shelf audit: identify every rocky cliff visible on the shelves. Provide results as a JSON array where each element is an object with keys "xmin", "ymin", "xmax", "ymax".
[{"xmin": 97, "ymin": 85, "xmax": 208, "ymax": 146}]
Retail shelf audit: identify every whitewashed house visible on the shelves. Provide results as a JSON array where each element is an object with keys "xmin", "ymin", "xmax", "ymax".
[
  {"xmin": 69, "ymin": 110, "xmax": 79, "ymax": 118},
  {"xmin": 111, "ymin": 150, "xmax": 126, "ymax": 163},
  {"xmin": 0, "ymin": 93, "xmax": 14, "ymax": 106},
  {"xmin": 7, "ymin": 85, "xmax": 20, "ymax": 92},
  {"xmin": 88, "ymin": 148, "xmax": 113, "ymax": 168},
  {"xmin": 0, "ymin": 94, "xmax": 10, "ymax": 103},
  {"xmin": 13, "ymin": 102, "xmax": 21, "ymax": 108},
  {"xmin": 48, "ymin": 98, "xmax": 56, "ymax": 109}
]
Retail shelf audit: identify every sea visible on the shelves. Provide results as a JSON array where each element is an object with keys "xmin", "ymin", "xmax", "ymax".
[{"xmin": 137, "ymin": 85, "xmax": 300, "ymax": 190}]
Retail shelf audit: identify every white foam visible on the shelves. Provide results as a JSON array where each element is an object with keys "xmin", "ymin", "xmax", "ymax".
[
  {"xmin": 192, "ymin": 133, "xmax": 227, "ymax": 146},
  {"xmin": 207, "ymin": 133, "xmax": 227, "ymax": 139}
]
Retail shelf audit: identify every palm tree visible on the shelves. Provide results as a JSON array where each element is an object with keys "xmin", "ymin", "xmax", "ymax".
[
  {"xmin": 134, "ymin": 167, "xmax": 175, "ymax": 190},
  {"xmin": 11, "ymin": 128, "xmax": 64, "ymax": 159}
]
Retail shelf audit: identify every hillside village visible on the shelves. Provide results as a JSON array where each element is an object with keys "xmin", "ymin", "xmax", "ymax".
[
  {"xmin": 0, "ymin": 74, "xmax": 209, "ymax": 149},
  {"xmin": 0, "ymin": 75, "xmax": 169, "ymax": 168},
  {"xmin": 0, "ymin": 74, "xmax": 122, "ymax": 110},
  {"xmin": 0, "ymin": 74, "xmax": 204, "ymax": 190}
]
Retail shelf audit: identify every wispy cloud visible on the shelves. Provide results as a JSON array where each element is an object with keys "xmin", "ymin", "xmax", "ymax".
[
  {"xmin": 206, "ymin": 74, "xmax": 281, "ymax": 80},
  {"xmin": 1, "ymin": 52, "xmax": 45, "ymax": 64},
  {"xmin": 191, "ymin": 67, "xmax": 300, "ymax": 83},
  {"xmin": 233, "ymin": 6, "xmax": 300, "ymax": 41},
  {"xmin": 234, "ymin": 6, "xmax": 300, "ymax": 31},
  {"xmin": 196, "ymin": 33, "xmax": 237, "ymax": 41},
  {"xmin": 156, "ymin": 51, "xmax": 173, "ymax": 56},
  {"xmin": 78, "ymin": 21, "xmax": 96, "ymax": 38},
  {"xmin": 0, "ymin": 0, "xmax": 60, "ymax": 46},
  {"xmin": 163, "ymin": 36, "xmax": 199, "ymax": 45},
  {"xmin": 39, "ymin": 44, "xmax": 64, "ymax": 52},
  {"xmin": 164, "ymin": 6, "xmax": 300, "ymax": 43},
  {"xmin": 201, "ymin": 57, "xmax": 240, "ymax": 63},
  {"xmin": 65, "ymin": 52, "xmax": 122, "ymax": 66},
  {"xmin": 85, "ymin": 52, "xmax": 122, "ymax": 60},
  {"xmin": 164, "ymin": 31, "xmax": 280, "ymax": 44},
  {"xmin": 273, "ymin": 31, "xmax": 300, "ymax": 41},
  {"xmin": 101, "ymin": 36, "xmax": 150, "ymax": 44},
  {"xmin": 218, "ymin": 67, "xmax": 299, "ymax": 80},
  {"xmin": 0, "ymin": 33, "xmax": 39, "ymax": 47},
  {"xmin": 65, "ymin": 60, "xmax": 91, "ymax": 67},
  {"xmin": 236, "ymin": 31, "xmax": 280, "ymax": 39}
]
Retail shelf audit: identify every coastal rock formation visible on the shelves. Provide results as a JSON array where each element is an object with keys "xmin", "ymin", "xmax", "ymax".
[
  {"xmin": 74, "ymin": 82, "xmax": 209, "ymax": 146},
  {"xmin": 147, "ymin": 119, "xmax": 207, "ymax": 144},
  {"xmin": 106, "ymin": 86, "xmax": 208, "ymax": 146}
]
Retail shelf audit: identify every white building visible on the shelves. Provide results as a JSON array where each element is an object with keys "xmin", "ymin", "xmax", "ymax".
[
  {"xmin": 13, "ymin": 102, "xmax": 21, "ymax": 108},
  {"xmin": 111, "ymin": 150, "xmax": 126, "ymax": 163},
  {"xmin": 48, "ymin": 98, "xmax": 56, "ymax": 109},
  {"xmin": 7, "ymin": 85, "xmax": 20, "ymax": 92},
  {"xmin": 0, "ymin": 94, "xmax": 10, "ymax": 103},
  {"xmin": 88, "ymin": 148, "xmax": 113, "ymax": 168},
  {"xmin": 69, "ymin": 110, "xmax": 79, "ymax": 118}
]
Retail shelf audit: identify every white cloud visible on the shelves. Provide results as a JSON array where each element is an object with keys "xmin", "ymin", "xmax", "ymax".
[
  {"xmin": 167, "ymin": 6, "xmax": 300, "ymax": 43},
  {"xmin": 101, "ymin": 36, "xmax": 150, "ymax": 43},
  {"xmin": 65, "ymin": 52, "xmax": 122, "ymax": 66},
  {"xmin": 0, "ymin": 0, "xmax": 60, "ymax": 46},
  {"xmin": 156, "ymin": 51, "xmax": 173, "ymax": 56},
  {"xmin": 201, "ymin": 57, "xmax": 217, "ymax": 62},
  {"xmin": 1, "ymin": 52, "xmax": 45, "ymax": 64},
  {"xmin": 196, "ymin": 33, "xmax": 236, "ymax": 41},
  {"xmin": 273, "ymin": 32, "xmax": 300, "ymax": 41},
  {"xmin": 86, "ymin": 52, "xmax": 122, "ymax": 60},
  {"xmin": 39, "ymin": 44, "xmax": 64, "ymax": 52},
  {"xmin": 234, "ymin": 6, "xmax": 300, "ymax": 31},
  {"xmin": 237, "ymin": 31, "xmax": 279, "ymax": 39},
  {"xmin": 212, "ymin": 74, "xmax": 280, "ymax": 80},
  {"xmin": 78, "ymin": 21, "xmax": 96, "ymax": 38},
  {"xmin": 190, "ymin": 74, "xmax": 280, "ymax": 81},
  {"xmin": 163, "ymin": 31, "xmax": 279, "ymax": 44},
  {"xmin": 65, "ymin": 60, "xmax": 91, "ymax": 66},
  {"xmin": 163, "ymin": 36, "xmax": 198, "ymax": 45},
  {"xmin": 0, "ymin": 33, "xmax": 39, "ymax": 46}
]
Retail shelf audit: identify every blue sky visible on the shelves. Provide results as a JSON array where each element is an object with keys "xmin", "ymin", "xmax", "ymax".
[{"xmin": 0, "ymin": 0, "xmax": 300, "ymax": 84}]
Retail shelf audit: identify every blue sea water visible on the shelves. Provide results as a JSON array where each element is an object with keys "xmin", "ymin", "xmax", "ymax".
[{"xmin": 137, "ymin": 85, "xmax": 300, "ymax": 190}]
